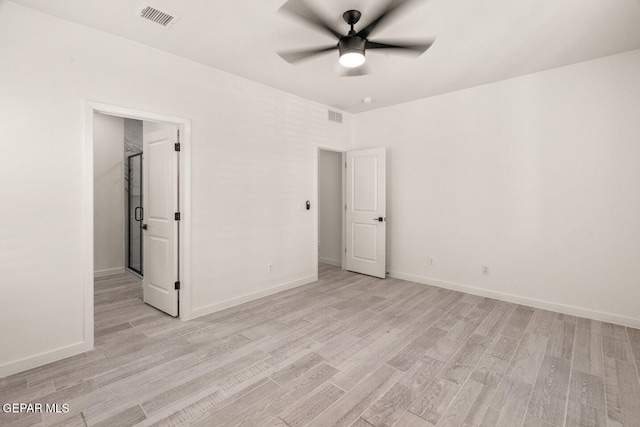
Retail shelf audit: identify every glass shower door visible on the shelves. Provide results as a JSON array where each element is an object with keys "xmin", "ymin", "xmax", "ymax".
[{"xmin": 128, "ymin": 153, "xmax": 143, "ymax": 275}]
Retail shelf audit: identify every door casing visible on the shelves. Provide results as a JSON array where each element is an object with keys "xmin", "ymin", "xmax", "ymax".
[{"xmin": 84, "ymin": 101, "xmax": 192, "ymax": 351}]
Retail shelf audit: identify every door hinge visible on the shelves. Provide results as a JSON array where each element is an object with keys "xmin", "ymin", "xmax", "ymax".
[
  {"xmin": 175, "ymin": 143, "xmax": 181, "ymax": 152},
  {"xmin": 174, "ymin": 281, "xmax": 181, "ymax": 290},
  {"xmin": 345, "ymin": 247, "xmax": 347, "ymax": 253},
  {"xmin": 175, "ymin": 212, "xmax": 181, "ymax": 221}
]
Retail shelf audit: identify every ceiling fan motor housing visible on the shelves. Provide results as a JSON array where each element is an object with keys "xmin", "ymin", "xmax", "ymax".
[{"xmin": 339, "ymin": 36, "xmax": 366, "ymax": 59}]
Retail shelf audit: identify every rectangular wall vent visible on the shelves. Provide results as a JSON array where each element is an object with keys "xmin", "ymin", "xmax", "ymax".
[
  {"xmin": 328, "ymin": 110, "xmax": 343, "ymax": 123},
  {"xmin": 137, "ymin": 5, "xmax": 179, "ymax": 28}
]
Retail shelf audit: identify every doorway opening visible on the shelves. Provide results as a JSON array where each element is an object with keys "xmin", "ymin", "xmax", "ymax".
[
  {"xmin": 316, "ymin": 147, "xmax": 388, "ymax": 279},
  {"xmin": 85, "ymin": 102, "xmax": 192, "ymax": 350},
  {"xmin": 317, "ymin": 148, "xmax": 346, "ymax": 272}
]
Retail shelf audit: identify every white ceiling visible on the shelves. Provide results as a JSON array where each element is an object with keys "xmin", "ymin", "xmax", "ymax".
[{"xmin": 12, "ymin": 0, "xmax": 640, "ymax": 113}]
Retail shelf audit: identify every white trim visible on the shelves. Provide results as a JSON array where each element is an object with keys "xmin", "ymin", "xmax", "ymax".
[
  {"xmin": 388, "ymin": 270, "xmax": 640, "ymax": 329},
  {"xmin": 319, "ymin": 257, "xmax": 342, "ymax": 267},
  {"xmin": 94, "ymin": 267, "xmax": 126, "ymax": 278},
  {"xmin": 189, "ymin": 275, "xmax": 318, "ymax": 320},
  {"xmin": 0, "ymin": 341, "xmax": 93, "ymax": 379}
]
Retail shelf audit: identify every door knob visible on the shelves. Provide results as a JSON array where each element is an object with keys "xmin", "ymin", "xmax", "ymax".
[
  {"xmin": 141, "ymin": 224, "xmax": 148, "ymax": 230},
  {"xmin": 373, "ymin": 217, "xmax": 386, "ymax": 222}
]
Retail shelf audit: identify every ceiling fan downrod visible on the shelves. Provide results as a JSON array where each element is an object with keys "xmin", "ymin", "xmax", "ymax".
[{"xmin": 343, "ymin": 10, "xmax": 361, "ymax": 35}]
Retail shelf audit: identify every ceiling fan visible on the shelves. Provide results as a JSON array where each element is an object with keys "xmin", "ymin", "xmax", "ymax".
[{"xmin": 277, "ymin": 0, "xmax": 435, "ymax": 75}]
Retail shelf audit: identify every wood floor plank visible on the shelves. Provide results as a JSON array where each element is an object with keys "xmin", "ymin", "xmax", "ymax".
[
  {"xmin": 573, "ymin": 327, "xmax": 604, "ymax": 377},
  {"xmin": 460, "ymin": 384, "xmax": 494, "ymax": 426},
  {"xmin": 603, "ymin": 356, "xmax": 625, "ymax": 427},
  {"xmin": 525, "ymin": 355, "xmax": 571, "ymax": 426},
  {"xmin": 507, "ymin": 333, "xmax": 548, "ymax": 384},
  {"xmin": 189, "ymin": 378, "xmax": 282, "ymax": 426},
  {"xmin": 306, "ymin": 364, "xmax": 401, "ymax": 427},
  {"xmin": 408, "ymin": 377, "xmax": 459, "ymax": 425},
  {"xmin": 263, "ymin": 417, "xmax": 290, "ymax": 427},
  {"xmin": 332, "ymin": 331, "xmax": 402, "ymax": 390},
  {"xmin": 601, "ymin": 335, "xmax": 633, "ymax": 361},
  {"xmin": 361, "ymin": 382, "xmax": 413, "ymax": 427},
  {"xmin": 521, "ymin": 414, "xmax": 556, "ymax": 426},
  {"xmin": 278, "ymin": 382, "xmax": 345, "ymax": 427},
  {"xmin": 545, "ymin": 319, "xmax": 576, "ymax": 360},
  {"xmin": 525, "ymin": 309, "xmax": 557, "ymax": 337},
  {"xmin": 349, "ymin": 418, "xmax": 375, "ymax": 427},
  {"xmin": 487, "ymin": 335, "xmax": 519, "ymax": 361},
  {"xmin": 228, "ymin": 363, "xmax": 339, "ymax": 426},
  {"xmin": 565, "ymin": 369, "xmax": 606, "ymax": 427},
  {"xmin": 436, "ymin": 379, "xmax": 484, "ymax": 427},
  {"xmin": 474, "ymin": 302, "xmax": 517, "ymax": 337},
  {"xmin": 399, "ymin": 356, "xmax": 445, "ymax": 392},
  {"xmin": 627, "ymin": 327, "xmax": 640, "ymax": 362},
  {"xmin": 91, "ymin": 404, "xmax": 147, "ymax": 427},
  {"xmin": 603, "ymin": 355, "xmax": 640, "ymax": 426},
  {"xmin": 486, "ymin": 375, "xmax": 533, "ymax": 427},
  {"xmin": 394, "ymin": 410, "xmax": 434, "ymax": 426},
  {"xmin": 269, "ymin": 352, "xmax": 326, "ymax": 385},
  {"xmin": 471, "ymin": 354, "xmax": 509, "ymax": 388},
  {"xmin": 387, "ymin": 328, "xmax": 448, "ymax": 372},
  {"xmin": 62, "ymin": 354, "xmax": 201, "ymax": 425},
  {"xmin": 602, "ymin": 322, "xmax": 628, "ymax": 341},
  {"xmin": 144, "ymin": 388, "xmax": 226, "ymax": 426},
  {"xmin": 500, "ymin": 306, "xmax": 534, "ymax": 340},
  {"xmin": 140, "ymin": 350, "xmax": 267, "ymax": 416},
  {"xmin": 441, "ymin": 334, "xmax": 490, "ymax": 385},
  {"xmin": 425, "ymin": 335, "xmax": 463, "ymax": 364}
]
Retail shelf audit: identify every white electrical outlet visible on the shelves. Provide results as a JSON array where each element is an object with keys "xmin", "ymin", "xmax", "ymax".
[
  {"xmin": 267, "ymin": 263, "xmax": 273, "ymax": 273},
  {"xmin": 428, "ymin": 257, "xmax": 434, "ymax": 266},
  {"xmin": 482, "ymin": 265, "xmax": 489, "ymax": 275}
]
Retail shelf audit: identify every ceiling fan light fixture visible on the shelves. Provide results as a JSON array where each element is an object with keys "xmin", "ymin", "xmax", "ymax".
[
  {"xmin": 338, "ymin": 36, "xmax": 366, "ymax": 68},
  {"xmin": 340, "ymin": 52, "xmax": 365, "ymax": 68}
]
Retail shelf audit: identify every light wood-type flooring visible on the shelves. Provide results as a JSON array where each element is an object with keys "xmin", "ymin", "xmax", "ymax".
[{"xmin": 2, "ymin": 264, "xmax": 640, "ymax": 426}]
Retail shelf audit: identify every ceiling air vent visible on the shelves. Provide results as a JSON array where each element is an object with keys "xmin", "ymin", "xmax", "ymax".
[
  {"xmin": 137, "ymin": 5, "xmax": 179, "ymax": 28},
  {"xmin": 328, "ymin": 110, "xmax": 343, "ymax": 124}
]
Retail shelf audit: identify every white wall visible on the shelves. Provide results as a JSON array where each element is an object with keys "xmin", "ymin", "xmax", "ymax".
[
  {"xmin": 318, "ymin": 150, "xmax": 343, "ymax": 266},
  {"xmin": 354, "ymin": 49, "xmax": 640, "ymax": 327},
  {"xmin": 0, "ymin": 2, "xmax": 352, "ymax": 377},
  {"xmin": 93, "ymin": 113, "xmax": 125, "ymax": 276}
]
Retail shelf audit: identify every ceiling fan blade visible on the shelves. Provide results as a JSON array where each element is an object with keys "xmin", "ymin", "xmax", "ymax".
[
  {"xmin": 277, "ymin": 45, "xmax": 337, "ymax": 64},
  {"xmin": 365, "ymin": 39, "xmax": 435, "ymax": 55},
  {"xmin": 279, "ymin": 0, "xmax": 344, "ymax": 40},
  {"xmin": 356, "ymin": 0, "xmax": 418, "ymax": 39}
]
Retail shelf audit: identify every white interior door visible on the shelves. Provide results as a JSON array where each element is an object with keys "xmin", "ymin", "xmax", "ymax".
[
  {"xmin": 346, "ymin": 147, "xmax": 386, "ymax": 278},
  {"xmin": 142, "ymin": 124, "xmax": 179, "ymax": 317}
]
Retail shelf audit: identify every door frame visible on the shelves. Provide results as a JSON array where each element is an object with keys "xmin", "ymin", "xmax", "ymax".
[
  {"xmin": 84, "ymin": 101, "xmax": 192, "ymax": 347},
  {"xmin": 315, "ymin": 147, "xmax": 346, "ymax": 274}
]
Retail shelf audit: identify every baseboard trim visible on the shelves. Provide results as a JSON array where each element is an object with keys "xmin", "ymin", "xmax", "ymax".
[
  {"xmin": 94, "ymin": 267, "xmax": 125, "ymax": 278},
  {"xmin": 388, "ymin": 270, "xmax": 640, "ymax": 329},
  {"xmin": 189, "ymin": 275, "xmax": 318, "ymax": 320},
  {"xmin": 0, "ymin": 341, "xmax": 93, "ymax": 379},
  {"xmin": 319, "ymin": 258, "xmax": 342, "ymax": 267}
]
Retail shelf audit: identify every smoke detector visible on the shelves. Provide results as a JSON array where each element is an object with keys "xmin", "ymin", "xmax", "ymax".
[{"xmin": 136, "ymin": 5, "xmax": 180, "ymax": 28}]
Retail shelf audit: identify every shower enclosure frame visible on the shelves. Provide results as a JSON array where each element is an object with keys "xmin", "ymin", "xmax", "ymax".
[{"xmin": 127, "ymin": 152, "xmax": 143, "ymax": 276}]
